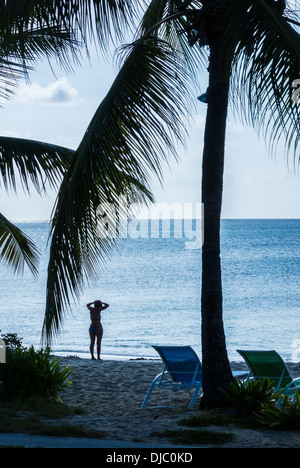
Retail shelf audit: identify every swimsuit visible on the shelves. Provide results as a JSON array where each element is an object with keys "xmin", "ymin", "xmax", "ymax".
[{"xmin": 89, "ymin": 325, "xmax": 102, "ymax": 335}]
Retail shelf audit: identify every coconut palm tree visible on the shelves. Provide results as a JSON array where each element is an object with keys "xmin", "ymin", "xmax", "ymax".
[
  {"xmin": 195, "ymin": 0, "xmax": 299, "ymax": 408},
  {"xmin": 41, "ymin": 0, "xmax": 300, "ymax": 409}
]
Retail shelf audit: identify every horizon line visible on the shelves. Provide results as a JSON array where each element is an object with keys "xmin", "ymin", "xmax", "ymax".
[{"xmin": 11, "ymin": 217, "xmax": 300, "ymax": 223}]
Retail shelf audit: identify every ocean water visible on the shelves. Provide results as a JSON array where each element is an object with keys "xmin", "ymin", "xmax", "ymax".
[{"xmin": 0, "ymin": 219, "xmax": 299, "ymax": 362}]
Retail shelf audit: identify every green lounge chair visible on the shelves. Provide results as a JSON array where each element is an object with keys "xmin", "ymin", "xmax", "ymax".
[
  {"xmin": 141, "ymin": 345, "xmax": 249, "ymax": 409},
  {"xmin": 237, "ymin": 349, "xmax": 300, "ymax": 405}
]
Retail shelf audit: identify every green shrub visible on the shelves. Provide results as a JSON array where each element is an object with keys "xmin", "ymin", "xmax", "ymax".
[
  {"xmin": 0, "ymin": 330, "xmax": 25, "ymax": 353},
  {"xmin": 221, "ymin": 378, "xmax": 280, "ymax": 416},
  {"xmin": 0, "ymin": 345, "xmax": 73, "ymax": 401},
  {"xmin": 258, "ymin": 391, "xmax": 300, "ymax": 429}
]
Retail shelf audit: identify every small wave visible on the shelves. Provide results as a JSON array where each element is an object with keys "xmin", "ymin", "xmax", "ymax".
[{"xmin": 12, "ymin": 219, "xmax": 50, "ymax": 224}]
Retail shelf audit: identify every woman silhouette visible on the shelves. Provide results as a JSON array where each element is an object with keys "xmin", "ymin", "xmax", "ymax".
[{"xmin": 87, "ymin": 300, "xmax": 109, "ymax": 360}]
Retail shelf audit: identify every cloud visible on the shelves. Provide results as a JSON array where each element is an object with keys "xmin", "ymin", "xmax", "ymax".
[{"xmin": 16, "ymin": 77, "xmax": 79, "ymax": 104}]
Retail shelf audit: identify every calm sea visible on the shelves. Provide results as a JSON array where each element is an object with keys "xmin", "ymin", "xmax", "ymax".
[{"xmin": 0, "ymin": 219, "xmax": 299, "ymax": 362}]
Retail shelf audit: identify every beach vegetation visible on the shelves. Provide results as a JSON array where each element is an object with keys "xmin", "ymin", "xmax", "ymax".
[
  {"xmin": 178, "ymin": 410, "xmax": 260, "ymax": 430},
  {"xmin": 0, "ymin": 330, "xmax": 25, "ymax": 353},
  {"xmin": 0, "ymin": 399, "xmax": 106, "ymax": 439},
  {"xmin": 177, "ymin": 391, "xmax": 300, "ymax": 433},
  {"xmin": 0, "ymin": 345, "xmax": 73, "ymax": 401},
  {"xmin": 258, "ymin": 391, "xmax": 300, "ymax": 429},
  {"xmin": 220, "ymin": 378, "xmax": 281, "ymax": 416},
  {"xmin": 156, "ymin": 395, "xmax": 300, "ymax": 446}
]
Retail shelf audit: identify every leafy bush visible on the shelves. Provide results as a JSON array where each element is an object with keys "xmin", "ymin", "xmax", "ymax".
[
  {"xmin": 0, "ymin": 345, "xmax": 73, "ymax": 401},
  {"xmin": 0, "ymin": 330, "xmax": 25, "ymax": 353},
  {"xmin": 258, "ymin": 391, "xmax": 300, "ymax": 429},
  {"xmin": 221, "ymin": 378, "xmax": 280, "ymax": 416}
]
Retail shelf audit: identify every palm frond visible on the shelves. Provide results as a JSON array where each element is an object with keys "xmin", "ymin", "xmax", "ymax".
[
  {"xmin": 0, "ymin": 58, "xmax": 29, "ymax": 103},
  {"xmin": 0, "ymin": 137, "xmax": 73, "ymax": 194},
  {"xmin": 78, "ymin": 0, "xmax": 145, "ymax": 50},
  {"xmin": 1, "ymin": 28, "xmax": 81, "ymax": 75},
  {"xmin": 223, "ymin": 0, "xmax": 300, "ymax": 164},
  {"xmin": 0, "ymin": 0, "xmax": 143, "ymax": 55},
  {"xmin": 137, "ymin": 0, "xmax": 206, "ymax": 89},
  {"xmin": 43, "ymin": 35, "xmax": 195, "ymax": 343},
  {"xmin": 0, "ymin": 3, "xmax": 81, "ymax": 73},
  {"xmin": 0, "ymin": 1, "xmax": 146, "ymax": 99},
  {"xmin": 0, "ymin": 213, "xmax": 39, "ymax": 276}
]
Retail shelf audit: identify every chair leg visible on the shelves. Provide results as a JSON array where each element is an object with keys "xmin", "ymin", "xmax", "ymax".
[
  {"xmin": 276, "ymin": 396, "xmax": 283, "ymax": 408},
  {"xmin": 188, "ymin": 385, "xmax": 202, "ymax": 409},
  {"xmin": 141, "ymin": 385, "xmax": 154, "ymax": 409},
  {"xmin": 141, "ymin": 375, "xmax": 161, "ymax": 409}
]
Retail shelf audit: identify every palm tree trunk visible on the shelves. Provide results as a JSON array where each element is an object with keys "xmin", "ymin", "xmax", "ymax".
[{"xmin": 200, "ymin": 38, "xmax": 233, "ymax": 409}]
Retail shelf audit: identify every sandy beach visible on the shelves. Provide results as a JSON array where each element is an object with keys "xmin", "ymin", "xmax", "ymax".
[{"xmin": 54, "ymin": 356, "xmax": 300, "ymax": 448}]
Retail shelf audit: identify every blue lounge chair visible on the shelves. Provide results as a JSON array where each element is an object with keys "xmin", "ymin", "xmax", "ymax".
[
  {"xmin": 237, "ymin": 349, "xmax": 300, "ymax": 406},
  {"xmin": 141, "ymin": 346, "xmax": 202, "ymax": 409},
  {"xmin": 142, "ymin": 345, "xmax": 249, "ymax": 410}
]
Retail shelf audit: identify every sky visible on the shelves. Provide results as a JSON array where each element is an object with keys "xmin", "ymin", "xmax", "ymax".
[{"xmin": 0, "ymin": 28, "xmax": 299, "ymax": 221}]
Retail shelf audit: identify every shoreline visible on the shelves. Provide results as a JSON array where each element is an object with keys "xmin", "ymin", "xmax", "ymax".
[
  {"xmin": 54, "ymin": 356, "xmax": 300, "ymax": 448},
  {"xmin": 53, "ymin": 351, "xmax": 160, "ymax": 362},
  {"xmin": 53, "ymin": 351, "xmax": 300, "ymax": 365}
]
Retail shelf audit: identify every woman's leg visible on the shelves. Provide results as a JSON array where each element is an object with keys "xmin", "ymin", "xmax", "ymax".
[
  {"xmin": 89, "ymin": 329, "xmax": 96, "ymax": 359},
  {"xmin": 96, "ymin": 326, "xmax": 103, "ymax": 360}
]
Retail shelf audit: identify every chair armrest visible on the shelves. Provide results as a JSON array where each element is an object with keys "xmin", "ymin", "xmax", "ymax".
[{"xmin": 282, "ymin": 378, "xmax": 300, "ymax": 394}]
